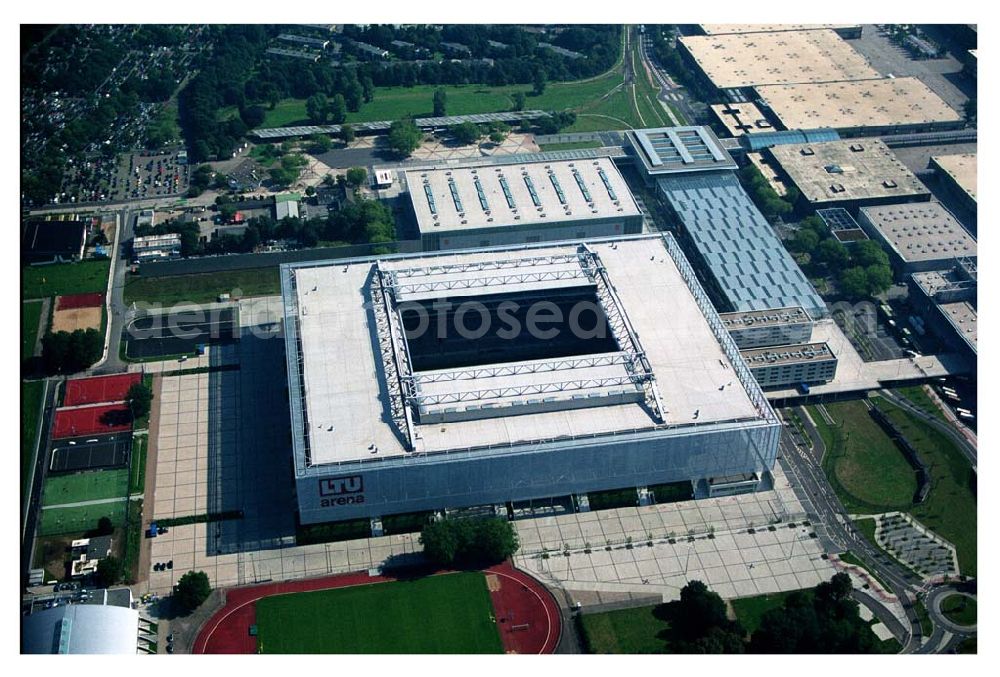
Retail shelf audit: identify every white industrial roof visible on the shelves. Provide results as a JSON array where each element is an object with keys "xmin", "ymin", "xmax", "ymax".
[
  {"xmin": 21, "ymin": 604, "xmax": 140, "ymax": 654},
  {"xmin": 931, "ymin": 153, "xmax": 977, "ymax": 204},
  {"xmin": 287, "ymin": 236, "xmax": 763, "ymax": 465},
  {"xmin": 405, "ymin": 157, "xmax": 640, "ymax": 234},
  {"xmin": 860, "ymin": 202, "xmax": 976, "ymax": 263}
]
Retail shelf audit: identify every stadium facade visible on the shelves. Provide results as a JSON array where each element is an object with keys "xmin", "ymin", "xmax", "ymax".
[{"xmin": 281, "ymin": 234, "xmax": 781, "ymax": 524}]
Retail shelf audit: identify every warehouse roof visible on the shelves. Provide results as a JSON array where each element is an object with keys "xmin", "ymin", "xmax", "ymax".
[
  {"xmin": 656, "ymin": 172, "xmax": 826, "ymax": 318},
  {"xmin": 627, "ymin": 126, "xmax": 736, "ymax": 176},
  {"xmin": 939, "ymin": 301, "xmax": 977, "ymax": 353},
  {"xmin": 405, "ymin": 157, "xmax": 640, "ymax": 234},
  {"xmin": 678, "ymin": 29, "xmax": 881, "ymax": 88},
  {"xmin": 710, "ymin": 102, "xmax": 775, "ymax": 136},
  {"xmin": 768, "ymin": 138, "xmax": 930, "ymax": 205},
  {"xmin": 931, "ymin": 153, "xmax": 977, "ymax": 204},
  {"xmin": 860, "ymin": 202, "xmax": 976, "ymax": 263},
  {"xmin": 699, "ymin": 24, "xmax": 860, "ymax": 35},
  {"xmin": 282, "ymin": 235, "xmax": 771, "ymax": 466},
  {"xmin": 756, "ymin": 77, "xmax": 961, "ymax": 132}
]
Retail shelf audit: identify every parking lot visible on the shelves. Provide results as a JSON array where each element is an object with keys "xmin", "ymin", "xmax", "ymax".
[{"xmin": 114, "ymin": 151, "xmax": 190, "ymax": 202}]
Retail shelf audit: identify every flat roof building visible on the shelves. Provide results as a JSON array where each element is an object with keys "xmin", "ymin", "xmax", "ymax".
[
  {"xmin": 699, "ymin": 24, "xmax": 862, "ymax": 39},
  {"xmin": 538, "ymin": 42, "xmax": 584, "ymax": 59},
  {"xmin": 755, "ymin": 78, "xmax": 962, "ymax": 136},
  {"xmin": 740, "ymin": 342, "xmax": 838, "ymax": 388},
  {"xmin": 678, "ymin": 29, "xmax": 881, "ymax": 89},
  {"xmin": 939, "ymin": 301, "xmax": 977, "ymax": 356},
  {"xmin": 132, "ymin": 233, "xmax": 181, "ymax": 263},
  {"xmin": 405, "ymin": 157, "xmax": 643, "ymax": 250},
  {"xmin": 22, "ymin": 604, "xmax": 143, "ymax": 654},
  {"xmin": 266, "ymin": 48, "xmax": 321, "ymax": 62},
  {"xmin": 911, "ymin": 267, "xmax": 976, "ymax": 305},
  {"xmin": 275, "ymin": 193, "xmax": 301, "ymax": 220},
  {"xmin": 656, "ymin": 172, "xmax": 827, "ymax": 318},
  {"xmin": 281, "ymin": 234, "xmax": 781, "ymax": 523},
  {"xmin": 719, "ymin": 307, "xmax": 813, "ymax": 349},
  {"xmin": 930, "ymin": 153, "xmax": 977, "ymax": 214},
  {"xmin": 858, "ymin": 202, "xmax": 976, "ymax": 273},
  {"xmin": 767, "ymin": 138, "xmax": 931, "ymax": 209},
  {"xmin": 277, "ymin": 33, "xmax": 330, "ymax": 49},
  {"xmin": 711, "ymin": 102, "xmax": 775, "ymax": 137},
  {"xmin": 626, "ymin": 126, "xmax": 737, "ymax": 178}
]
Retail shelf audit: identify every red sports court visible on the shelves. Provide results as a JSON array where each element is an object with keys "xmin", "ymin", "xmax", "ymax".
[
  {"xmin": 52, "ymin": 404, "xmax": 132, "ymax": 439},
  {"xmin": 63, "ymin": 373, "xmax": 141, "ymax": 407},
  {"xmin": 56, "ymin": 292, "xmax": 105, "ymax": 310}
]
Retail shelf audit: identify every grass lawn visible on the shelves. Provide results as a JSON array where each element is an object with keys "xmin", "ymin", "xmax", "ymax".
[
  {"xmin": 874, "ymin": 397, "xmax": 977, "ymax": 577},
  {"xmin": 43, "ymin": 468, "xmax": 130, "ymax": 507},
  {"xmin": 22, "ymin": 300, "xmax": 43, "ymax": 362},
  {"xmin": 255, "ymin": 572, "xmax": 502, "ymax": 654},
  {"xmin": 128, "ymin": 436, "xmax": 147, "ymax": 495},
  {"xmin": 895, "ymin": 386, "xmax": 948, "ymax": 423},
  {"xmin": 579, "ymin": 605, "xmax": 668, "ymax": 653},
  {"xmin": 939, "ymin": 594, "xmax": 976, "ymax": 627},
  {"xmin": 39, "ymin": 500, "xmax": 127, "ymax": 536},
  {"xmin": 730, "ymin": 591, "xmax": 794, "ymax": 635},
  {"xmin": 811, "ymin": 400, "xmax": 917, "ymax": 511},
  {"xmin": 838, "ymin": 550, "xmax": 891, "ymax": 592},
  {"xmin": 21, "ymin": 380, "xmax": 45, "ymax": 497},
  {"xmin": 123, "ymin": 267, "xmax": 281, "ymax": 305},
  {"xmin": 538, "ymin": 140, "xmax": 603, "ymax": 151},
  {"xmin": 22, "ymin": 260, "xmax": 111, "ymax": 299}
]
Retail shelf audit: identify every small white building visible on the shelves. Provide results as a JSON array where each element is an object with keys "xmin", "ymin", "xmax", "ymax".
[{"xmin": 133, "ymin": 233, "xmax": 181, "ymax": 262}]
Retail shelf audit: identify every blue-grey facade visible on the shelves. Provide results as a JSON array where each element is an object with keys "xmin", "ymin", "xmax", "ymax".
[{"xmin": 656, "ymin": 172, "xmax": 827, "ymax": 318}]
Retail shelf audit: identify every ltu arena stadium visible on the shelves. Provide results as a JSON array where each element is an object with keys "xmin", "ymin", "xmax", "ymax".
[{"xmin": 281, "ymin": 234, "xmax": 781, "ymax": 525}]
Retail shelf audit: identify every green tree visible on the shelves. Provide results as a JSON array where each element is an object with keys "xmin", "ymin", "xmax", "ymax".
[
  {"xmin": 489, "ymin": 130, "xmax": 506, "ymax": 144},
  {"xmin": 269, "ymin": 166, "xmax": 297, "ymax": 189},
  {"xmin": 791, "ymin": 228, "xmax": 820, "ymax": 254},
  {"xmin": 816, "ymin": 238, "xmax": 850, "ymax": 269},
  {"xmin": 512, "ymin": 91, "xmax": 526, "ymax": 111},
  {"xmin": 865, "ymin": 264, "xmax": 893, "ymax": 296},
  {"xmin": 95, "ymin": 556, "xmax": 122, "ymax": 588},
  {"xmin": 309, "ymin": 134, "xmax": 332, "ymax": 154},
  {"xmin": 387, "ymin": 119, "xmax": 423, "ymax": 158},
  {"xmin": 126, "ymin": 382, "xmax": 153, "ymax": 419},
  {"xmin": 419, "ymin": 518, "xmax": 518, "ymax": 566},
  {"xmin": 96, "ymin": 516, "xmax": 114, "ymax": 536},
  {"xmin": 340, "ymin": 124, "xmax": 356, "ymax": 144},
  {"xmin": 852, "ymin": 240, "xmax": 890, "ymax": 268},
  {"xmin": 305, "ymin": 93, "xmax": 329, "ymax": 124},
  {"xmin": 433, "ymin": 88, "xmax": 447, "ymax": 117},
  {"xmin": 473, "ymin": 518, "xmax": 520, "ymax": 563},
  {"xmin": 330, "ymin": 94, "xmax": 348, "ymax": 125},
  {"xmin": 239, "ymin": 104, "xmax": 266, "ymax": 129},
  {"xmin": 345, "ymin": 167, "xmax": 368, "ymax": 189},
  {"xmin": 174, "ymin": 570, "xmax": 212, "ymax": 613},
  {"xmin": 451, "ymin": 121, "xmax": 482, "ymax": 145},
  {"xmin": 532, "ymin": 69, "xmax": 547, "ymax": 95},
  {"xmin": 420, "ymin": 520, "xmax": 461, "ymax": 565},
  {"xmin": 839, "ymin": 266, "xmax": 870, "ymax": 299}
]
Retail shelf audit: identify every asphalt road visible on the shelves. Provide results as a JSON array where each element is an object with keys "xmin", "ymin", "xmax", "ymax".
[{"xmin": 21, "ymin": 376, "xmax": 61, "ymax": 586}]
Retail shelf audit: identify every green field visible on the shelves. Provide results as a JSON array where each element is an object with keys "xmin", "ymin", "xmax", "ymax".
[
  {"xmin": 255, "ymin": 573, "xmax": 503, "ymax": 654},
  {"xmin": 22, "ymin": 300, "xmax": 44, "ymax": 362},
  {"xmin": 578, "ymin": 605, "xmax": 668, "ymax": 653},
  {"xmin": 730, "ymin": 592, "xmax": 794, "ymax": 635},
  {"xmin": 39, "ymin": 500, "xmax": 127, "ymax": 536},
  {"xmin": 940, "ymin": 594, "xmax": 976, "ymax": 627},
  {"xmin": 895, "ymin": 386, "xmax": 948, "ymax": 422},
  {"xmin": 21, "ymin": 380, "xmax": 45, "ymax": 496},
  {"xmin": 129, "ymin": 436, "xmax": 147, "ymax": 494},
  {"xmin": 22, "ymin": 260, "xmax": 111, "ymax": 300},
  {"xmin": 810, "ymin": 400, "xmax": 917, "ymax": 510},
  {"xmin": 538, "ymin": 141, "xmax": 603, "ymax": 152},
  {"xmin": 123, "ymin": 267, "xmax": 281, "ymax": 305},
  {"xmin": 43, "ymin": 468, "xmax": 130, "ymax": 507}
]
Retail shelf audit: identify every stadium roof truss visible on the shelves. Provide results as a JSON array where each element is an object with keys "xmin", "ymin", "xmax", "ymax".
[{"xmin": 370, "ymin": 245, "xmax": 668, "ymax": 450}]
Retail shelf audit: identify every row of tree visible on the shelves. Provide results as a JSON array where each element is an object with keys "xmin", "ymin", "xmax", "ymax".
[
  {"xmin": 739, "ymin": 165, "xmax": 799, "ymax": 220},
  {"xmin": 419, "ymin": 517, "xmax": 520, "ymax": 566},
  {"xmin": 789, "ymin": 216, "xmax": 894, "ymax": 299}
]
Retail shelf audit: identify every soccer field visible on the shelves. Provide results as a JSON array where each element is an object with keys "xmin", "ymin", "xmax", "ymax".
[
  {"xmin": 255, "ymin": 572, "xmax": 503, "ymax": 654},
  {"xmin": 43, "ymin": 468, "xmax": 130, "ymax": 507}
]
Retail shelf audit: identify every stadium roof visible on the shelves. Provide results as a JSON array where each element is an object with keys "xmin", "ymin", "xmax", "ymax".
[
  {"xmin": 860, "ymin": 202, "xmax": 975, "ymax": 263},
  {"xmin": 251, "ymin": 110, "xmax": 550, "ymax": 140},
  {"xmin": 282, "ymin": 235, "xmax": 772, "ymax": 467},
  {"xmin": 405, "ymin": 157, "xmax": 640, "ymax": 234},
  {"xmin": 756, "ymin": 78, "xmax": 962, "ymax": 132},
  {"xmin": 768, "ymin": 138, "xmax": 931, "ymax": 205},
  {"xmin": 656, "ymin": 172, "xmax": 827, "ymax": 318},
  {"xmin": 626, "ymin": 126, "xmax": 737, "ymax": 176},
  {"xmin": 931, "ymin": 153, "xmax": 977, "ymax": 205},
  {"xmin": 678, "ymin": 29, "xmax": 882, "ymax": 88},
  {"xmin": 22, "ymin": 604, "xmax": 140, "ymax": 654}
]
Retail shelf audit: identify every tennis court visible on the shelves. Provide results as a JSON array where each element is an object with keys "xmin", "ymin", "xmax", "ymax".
[
  {"xmin": 63, "ymin": 373, "xmax": 141, "ymax": 406},
  {"xmin": 52, "ymin": 404, "xmax": 132, "ymax": 439},
  {"xmin": 56, "ymin": 292, "xmax": 104, "ymax": 310},
  {"xmin": 50, "ymin": 433, "xmax": 131, "ymax": 472}
]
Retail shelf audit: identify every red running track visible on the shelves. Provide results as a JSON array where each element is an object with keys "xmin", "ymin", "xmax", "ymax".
[
  {"xmin": 193, "ymin": 563, "xmax": 560, "ymax": 655},
  {"xmin": 56, "ymin": 292, "xmax": 105, "ymax": 310},
  {"xmin": 52, "ymin": 403, "xmax": 132, "ymax": 439},
  {"xmin": 63, "ymin": 373, "xmax": 141, "ymax": 407}
]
